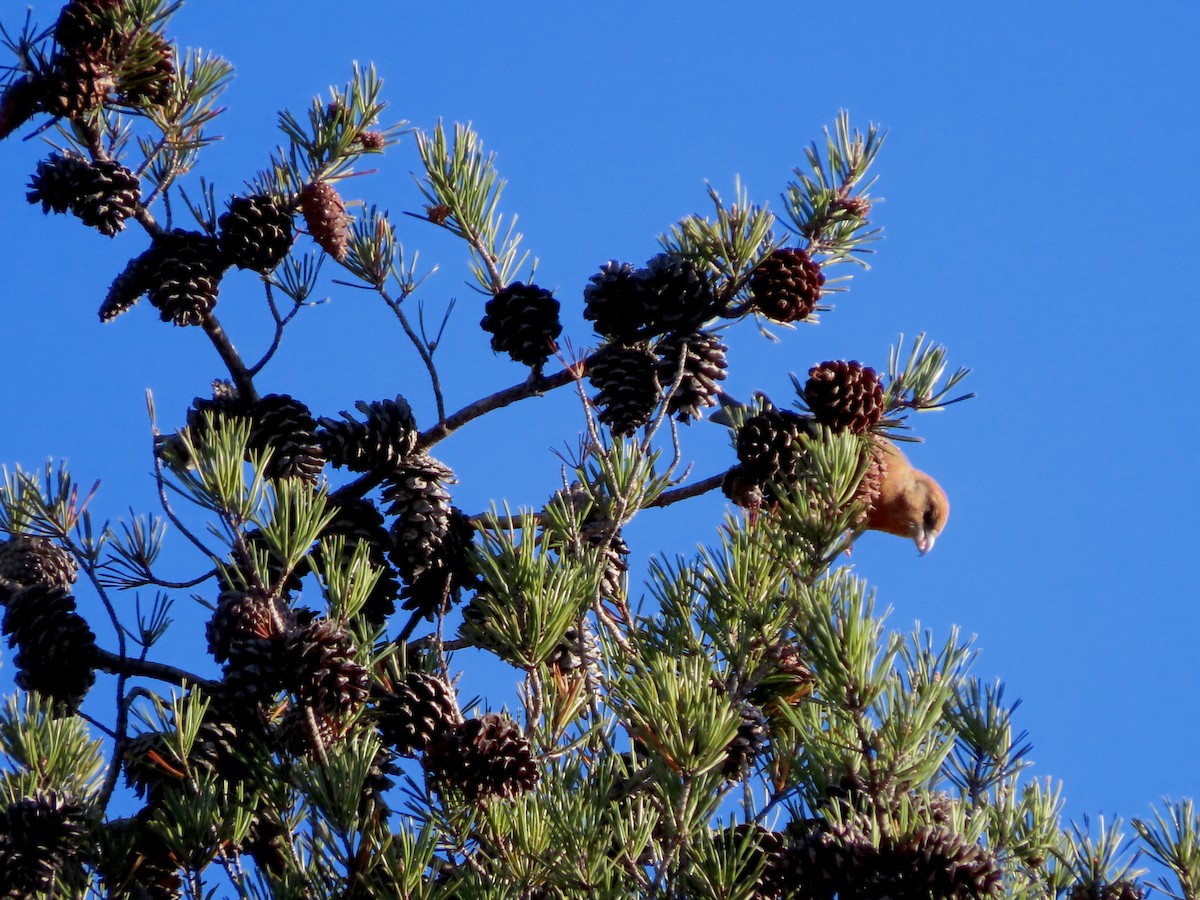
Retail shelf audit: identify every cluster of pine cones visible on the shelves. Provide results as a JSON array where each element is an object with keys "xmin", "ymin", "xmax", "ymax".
[
  {"xmin": 581, "ymin": 253, "xmax": 729, "ymax": 434},
  {"xmin": 716, "ymin": 789, "xmax": 1006, "ymax": 900},
  {"xmin": 723, "ymin": 360, "xmax": 888, "ymax": 518},
  {"xmin": 375, "ymin": 669, "xmax": 538, "ymax": 801},
  {"xmin": 0, "ymin": 535, "xmax": 94, "ymax": 713},
  {"xmin": 0, "ymin": 0, "xmax": 176, "ymax": 141}
]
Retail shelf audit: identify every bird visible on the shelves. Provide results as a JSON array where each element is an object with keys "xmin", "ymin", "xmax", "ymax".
[{"xmin": 865, "ymin": 439, "xmax": 949, "ymax": 555}]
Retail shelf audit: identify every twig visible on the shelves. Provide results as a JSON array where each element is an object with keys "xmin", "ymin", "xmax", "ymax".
[{"xmin": 92, "ymin": 647, "xmax": 215, "ymax": 689}]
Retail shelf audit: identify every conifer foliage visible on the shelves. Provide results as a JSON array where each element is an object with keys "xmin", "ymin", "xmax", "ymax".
[{"xmin": 1, "ymin": 3, "xmax": 1197, "ymax": 899}]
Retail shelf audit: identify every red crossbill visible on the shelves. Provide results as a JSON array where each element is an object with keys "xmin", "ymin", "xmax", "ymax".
[{"xmin": 865, "ymin": 440, "xmax": 949, "ymax": 554}]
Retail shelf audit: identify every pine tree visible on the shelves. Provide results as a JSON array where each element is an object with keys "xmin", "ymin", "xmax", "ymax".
[{"xmin": 1, "ymin": 4, "xmax": 1198, "ymax": 899}]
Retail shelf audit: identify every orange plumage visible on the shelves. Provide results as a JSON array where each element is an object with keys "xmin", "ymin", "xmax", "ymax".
[{"xmin": 864, "ymin": 440, "xmax": 949, "ymax": 554}]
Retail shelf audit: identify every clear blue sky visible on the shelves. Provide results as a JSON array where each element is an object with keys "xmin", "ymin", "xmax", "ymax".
[{"xmin": 2, "ymin": 0, "xmax": 1198, "ymax": 857}]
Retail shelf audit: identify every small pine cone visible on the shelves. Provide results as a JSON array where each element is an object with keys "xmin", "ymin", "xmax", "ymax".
[
  {"xmin": 545, "ymin": 620, "xmax": 601, "ymax": 675},
  {"xmin": 115, "ymin": 31, "xmax": 176, "ymax": 108},
  {"xmin": 72, "ymin": 157, "xmax": 141, "ymax": 236},
  {"xmin": 318, "ymin": 497, "xmax": 400, "ymax": 627},
  {"xmin": 588, "ymin": 344, "xmax": 661, "ymax": 437},
  {"xmin": 749, "ymin": 248, "xmax": 825, "ymax": 323},
  {"xmin": 317, "ymin": 395, "xmax": 418, "ymax": 473},
  {"xmin": 383, "ymin": 455, "xmax": 456, "ymax": 580},
  {"xmin": 375, "ymin": 671, "xmax": 462, "ymax": 756},
  {"xmin": 278, "ymin": 704, "xmax": 341, "ymax": 759},
  {"xmin": 722, "ymin": 703, "xmax": 768, "ymax": 780},
  {"xmin": 205, "ymin": 587, "xmax": 293, "ymax": 663},
  {"xmin": 358, "ymin": 131, "xmax": 386, "ymax": 151},
  {"xmin": 735, "ymin": 409, "xmax": 812, "ymax": 485},
  {"xmin": 424, "ymin": 712, "xmax": 539, "ymax": 802},
  {"xmin": 2, "ymin": 584, "xmax": 97, "ymax": 711},
  {"xmin": 40, "ymin": 53, "xmax": 113, "ymax": 118},
  {"xmin": 27, "ymin": 151, "xmax": 95, "ymax": 215},
  {"xmin": 0, "ymin": 75, "xmax": 41, "ymax": 140},
  {"xmin": 398, "ymin": 507, "xmax": 475, "ymax": 620},
  {"xmin": 218, "ymin": 194, "xmax": 295, "ymax": 272},
  {"xmin": 803, "ymin": 360, "xmax": 884, "ymax": 434},
  {"xmin": 299, "ymin": 180, "xmax": 349, "ymax": 261},
  {"xmin": 248, "ymin": 393, "xmax": 326, "ymax": 483},
  {"xmin": 580, "ymin": 522, "xmax": 628, "ymax": 601},
  {"xmin": 285, "ymin": 620, "xmax": 370, "ymax": 716},
  {"xmin": 656, "ymin": 329, "xmax": 728, "ymax": 422},
  {"xmin": 638, "ymin": 252, "xmax": 717, "ymax": 335},
  {"xmin": 0, "ymin": 535, "xmax": 77, "ymax": 605},
  {"xmin": 831, "ymin": 195, "xmax": 872, "ymax": 218},
  {"xmin": 583, "ymin": 260, "xmax": 648, "ymax": 342},
  {"xmin": 0, "ymin": 789, "xmax": 90, "ymax": 897},
  {"xmin": 54, "ymin": 0, "xmax": 122, "ymax": 56},
  {"xmin": 100, "ymin": 246, "xmax": 156, "ymax": 320},
  {"xmin": 145, "ymin": 229, "xmax": 228, "ymax": 326},
  {"xmin": 480, "ymin": 281, "xmax": 563, "ymax": 369}
]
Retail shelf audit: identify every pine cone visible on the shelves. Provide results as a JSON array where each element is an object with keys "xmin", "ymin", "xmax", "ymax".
[
  {"xmin": 383, "ymin": 455, "xmax": 456, "ymax": 581},
  {"xmin": 0, "ymin": 790, "xmax": 89, "ymax": 897},
  {"xmin": 144, "ymin": 229, "xmax": 228, "ymax": 326},
  {"xmin": 278, "ymin": 704, "xmax": 341, "ymax": 759},
  {"xmin": 95, "ymin": 814, "xmax": 182, "ymax": 900},
  {"xmin": 27, "ymin": 152, "xmax": 139, "ymax": 235},
  {"xmin": 375, "ymin": 671, "xmax": 462, "ymax": 756},
  {"xmin": 895, "ymin": 823, "xmax": 1003, "ymax": 899},
  {"xmin": 248, "ymin": 393, "xmax": 326, "ymax": 483},
  {"xmin": 1, "ymin": 584, "xmax": 96, "ymax": 711},
  {"xmin": 722, "ymin": 703, "xmax": 768, "ymax": 780},
  {"xmin": 583, "ymin": 260, "xmax": 647, "ymax": 342},
  {"xmin": 424, "ymin": 712, "xmax": 539, "ymax": 801},
  {"xmin": 54, "ymin": 0, "xmax": 122, "ymax": 56},
  {"xmin": 749, "ymin": 248, "xmax": 825, "ymax": 323},
  {"xmin": 284, "ymin": 620, "xmax": 370, "ymax": 716},
  {"xmin": 545, "ymin": 620, "xmax": 601, "ymax": 675},
  {"xmin": 40, "ymin": 52, "xmax": 113, "ymax": 118},
  {"xmin": 299, "ymin": 180, "xmax": 349, "ymax": 261},
  {"xmin": 100, "ymin": 246, "xmax": 156, "ymax": 321},
  {"xmin": 580, "ymin": 521, "xmax": 629, "ymax": 602},
  {"xmin": 220, "ymin": 631, "xmax": 290, "ymax": 709},
  {"xmin": 831, "ymin": 195, "xmax": 872, "ymax": 219},
  {"xmin": 27, "ymin": 151, "xmax": 93, "ymax": 214},
  {"xmin": 588, "ymin": 344, "xmax": 660, "ymax": 437},
  {"xmin": 480, "ymin": 281, "xmax": 563, "ymax": 369},
  {"xmin": 803, "ymin": 360, "xmax": 884, "ymax": 433},
  {"xmin": 218, "ymin": 194, "xmax": 295, "ymax": 272},
  {"xmin": 317, "ymin": 395, "xmax": 418, "ymax": 473},
  {"xmin": 0, "ymin": 535, "xmax": 77, "ymax": 605},
  {"xmin": 721, "ymin": 465, "xmax": 765, "ymax": 511},
  {"xmin": 638, "ymin": 252, "xmax": 717, "ymax": 335},
  {"xmin": 0, "ymin": 75, "xmax": 41, "ymax": 140},
  {"xmin": 397, "ymin": 507, "xmax": 476, "ymax": 621},
  {"xmin": 735, "ymin": 409, "xmax": 813, "ymax": 487},
  {"xmin": 656, "ymin": 329, "xmax": 728, "ymax": 422},
  {"xmin": 205, "ymin": 587, "xmax": 294, "ymax": 663},
  {"xmin": 317, "ymin": 497, "xmax": 400, "ymax": 627}
]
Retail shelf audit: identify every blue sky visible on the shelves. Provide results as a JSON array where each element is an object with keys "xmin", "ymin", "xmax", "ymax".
[{"xmin": 2, "ymin": 0, "xmax": 1198, "ymax": 859}]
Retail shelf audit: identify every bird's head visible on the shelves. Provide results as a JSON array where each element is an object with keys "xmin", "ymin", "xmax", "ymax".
[{"xmin": 911, "ymin": 472, "xmax": 949, "ymax": 555}]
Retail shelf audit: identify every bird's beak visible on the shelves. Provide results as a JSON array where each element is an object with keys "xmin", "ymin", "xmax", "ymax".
[{"xmin": 915, "ymin": 531, "xmax": 937, "ymax": 556}]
